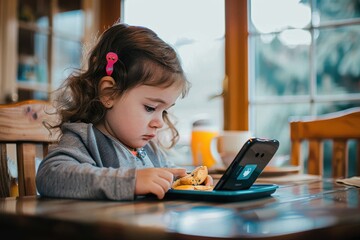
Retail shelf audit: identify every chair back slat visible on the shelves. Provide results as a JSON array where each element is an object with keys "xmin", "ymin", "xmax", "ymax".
[
  {"xmin": 308, "ymin": 140, "xmax": 323, "ymax": 176},
  {"xmin": 17, "ymin": 143, "xmax": 37, "ymax": 196},
  {"xmin": 332, "ymin": 140, "xmax": 348, "ymax": 178},
  {"xmin": 0, "ymin": 143, "xmax": 10, "ymax": 197},
  {"xmin": 357, "ymin": 140, "xmax": 360, "ymax": 176}
]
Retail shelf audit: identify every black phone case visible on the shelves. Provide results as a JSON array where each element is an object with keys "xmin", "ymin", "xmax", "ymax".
[{"xmin": 214, "ymin": 138, "xmax": 280, "ymax": 191}]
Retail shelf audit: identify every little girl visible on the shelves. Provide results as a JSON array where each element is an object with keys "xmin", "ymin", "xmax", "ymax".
[{"xmin": 36, "ymin": 22, "xmax": 212, "ymax": 200}]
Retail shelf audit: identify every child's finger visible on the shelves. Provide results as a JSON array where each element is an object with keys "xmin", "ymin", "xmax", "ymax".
[
  {"xmin": 166, "ymin": 168, "xmax": 187, "ymax": 178},
  {"xmin": 204, "ymin": 175, "xmax": 214, "ymax": 186}
]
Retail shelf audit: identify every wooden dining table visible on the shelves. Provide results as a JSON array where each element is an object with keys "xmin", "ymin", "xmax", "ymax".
[{"xmin": 0, "ymin": 175, "xmax": 359, "ymax": 240}]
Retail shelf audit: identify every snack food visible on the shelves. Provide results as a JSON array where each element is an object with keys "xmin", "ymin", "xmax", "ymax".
[
  {"xmin": 172, "ymin": 166, "xmax": 213, "ymax": 191},
  {"xmin": 173, "ymin": 185, "xmax": 195, "ymax": 190},
  {"xmin": 193, "ymin": 185, "xmax": 213, "ymax": 191}
]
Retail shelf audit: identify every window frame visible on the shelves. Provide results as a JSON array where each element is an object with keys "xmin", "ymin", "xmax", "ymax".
[{"xmin": 224, "ymin": 0, "xmax": 249, "ymax": 131}]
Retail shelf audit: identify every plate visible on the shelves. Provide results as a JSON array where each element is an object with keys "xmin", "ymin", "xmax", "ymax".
[
  {"xmin": 260, "ymin": 165, "xmax": 300, "ymax": 177},
  {"xmin": 165, "ymin": 184, "xmax": 278, "ymax": 202}
]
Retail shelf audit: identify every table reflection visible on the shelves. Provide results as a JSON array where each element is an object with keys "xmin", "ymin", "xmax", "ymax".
[{"xmin": 167, "ymin": 204, "xmax": 359, "ymax": 238}]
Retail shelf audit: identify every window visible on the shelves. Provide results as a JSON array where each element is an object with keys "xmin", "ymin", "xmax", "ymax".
[
  {"xmin": 248, "ymin": 0, "xmax": 360, "ymax": 174},
  {"xmin": 123, "ymin": 0, "xmax": 225, "ymax": 165},
  {"xmin": 16, "ymin": 0, "xmax": 85, "ymax": 101}
]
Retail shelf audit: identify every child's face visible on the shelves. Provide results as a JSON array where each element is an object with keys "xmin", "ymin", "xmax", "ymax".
[{"xmin": 101, "ymin": 84, "xmax": 182, "ymax": 149}]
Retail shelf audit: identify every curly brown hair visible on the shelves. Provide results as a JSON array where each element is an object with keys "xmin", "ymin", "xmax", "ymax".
[{"xmin": 52, "ymin": 22, "xmax": 191, "ymax": 148}]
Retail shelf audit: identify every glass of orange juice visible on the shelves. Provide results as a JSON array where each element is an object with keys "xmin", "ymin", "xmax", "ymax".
[{"xmin": 190, "ymin": 119, "xmax": 219, "ymax": 168}]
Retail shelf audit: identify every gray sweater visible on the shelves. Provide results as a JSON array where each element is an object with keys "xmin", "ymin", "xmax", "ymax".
[{"xmin": 36, "ymin": 122, "xmax": 175, "ymax": 201}]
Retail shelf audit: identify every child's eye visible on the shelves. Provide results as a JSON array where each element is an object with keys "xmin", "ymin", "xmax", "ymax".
[
  {"xmin": 145, "ymin": 105, "xmax": 155, "ymax": 112},
  {"xmin": 162, "ymin": 110, "xmax": 168, "ymax": 116}
]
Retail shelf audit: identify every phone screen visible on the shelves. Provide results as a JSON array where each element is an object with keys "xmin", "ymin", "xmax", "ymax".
[{"xmin": 214, "ymin": 138, "xmax": 279, "ymax": 191}]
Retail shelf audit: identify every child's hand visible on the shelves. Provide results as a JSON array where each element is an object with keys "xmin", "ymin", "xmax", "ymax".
[
  {"xmin": 204, "ymin": 175, "xmax": 214, "ymax": 186},
  {"xmin": 135, "ymin": 168, "xmax": 187, "ymax": 199}
]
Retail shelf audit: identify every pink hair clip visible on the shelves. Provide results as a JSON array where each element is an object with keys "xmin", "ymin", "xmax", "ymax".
[{"xmin": 106, "ymin": 52, "xmax": 118, "ymax": 76}]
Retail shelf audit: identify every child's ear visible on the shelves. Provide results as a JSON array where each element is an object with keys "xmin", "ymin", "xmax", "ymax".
[{"xmin": 99, "ymin": 76, "xmax": 116, "ymax": 108}]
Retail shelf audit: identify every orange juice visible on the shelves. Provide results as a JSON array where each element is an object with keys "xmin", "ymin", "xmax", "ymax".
[{"xmin": 191, "ymin": 129, "xmax": 219, "ymax": 168}]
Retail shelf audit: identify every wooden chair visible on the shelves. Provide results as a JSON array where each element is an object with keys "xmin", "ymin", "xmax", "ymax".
[
  {"xmin": 290, "ymin": 107, "xmax": 360, "ymax": 178},
  {"xmin": 0, "ymin": 100, "xmax": 59, "ymax": 197}
]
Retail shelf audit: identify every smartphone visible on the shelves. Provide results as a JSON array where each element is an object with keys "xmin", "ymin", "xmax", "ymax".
[{"xmin": 213, "ymin": 137, "xmax": 280, "ymax": 191}]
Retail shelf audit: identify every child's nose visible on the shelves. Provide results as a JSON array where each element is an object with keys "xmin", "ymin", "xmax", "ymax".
[{"xmin": 149, "ymin": 114, "xmax": 164, "ymax": 129}]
